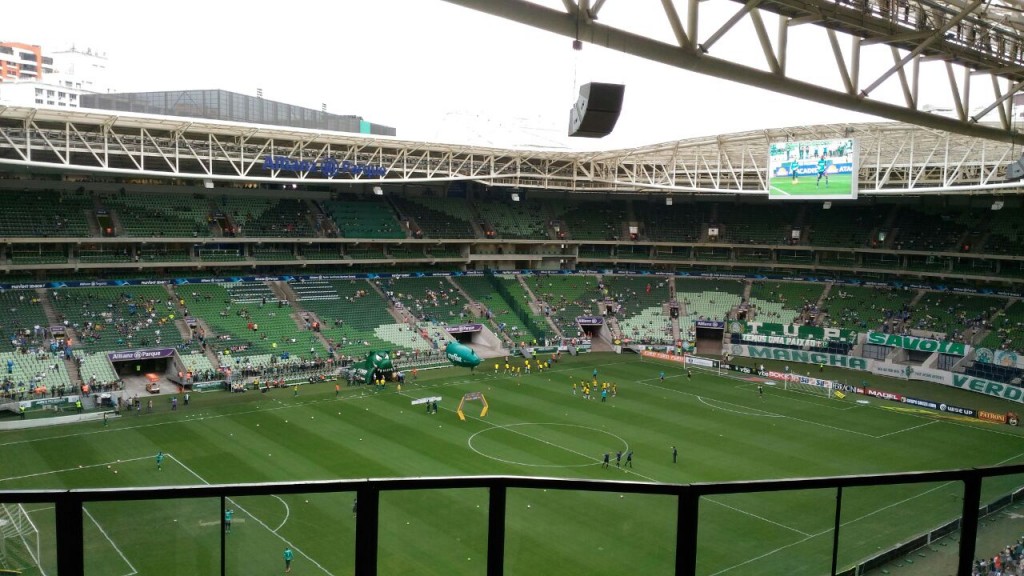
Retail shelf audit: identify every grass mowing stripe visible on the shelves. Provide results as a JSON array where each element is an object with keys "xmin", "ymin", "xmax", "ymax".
[
  {"xmin": 0, "ymin": 455, "xmax": 151, "ymax": 483},
  {"xmin": 166, "ymin": 453, "xmax": 336, "ymax": 576},
  {"xmin": 402, "ymin": 388, "xmax": 815, "ymax": 538},
  {"xmin": 83, "ymin": 507, "xmax": 136, "ymax": 576}
]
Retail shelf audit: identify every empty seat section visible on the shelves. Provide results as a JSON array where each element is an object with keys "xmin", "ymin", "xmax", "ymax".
[
  {"xmin": 527, "ymin": 274, "xmax": 603, "ymax": 337},
  {"xmin": 384, "ymin": 277, "xmax": 471, "ymax": 324},
  {"xmin": 174, "ymin": 283, "xmax": 323, "ymax": 360},
  {"xmin": 324, "ymin": 198, "xmax": 405, "ymax": 239},
  {"xmin": 0, "ymin": 190, "xmax": 92, "ymax": 237},
  {"xmin": 100, "ymin": 192, "xmax": 211, "ymax": 237},
  {"xmin": 0, "ymin": 290, "xmax": 52, "ymax": 352},
  {"xmin": 822, "ymin": 285, "xmax": 916, "ymax": 332},
  {"xmin": 601, "ymin": 275, "xmax": 672, "ymax": 344},
  {"xmin": 292, "ymin": 279, "xmax": 419, "ymax": 357},
  {"xmin": 392, "ymin": 197, "xmax": 475, "ymax": 238},
  {"xmin": 748, "ymin": 281, "xmax": 826, "ymax": 324},
  {"xmin": 676, "ymin": 278, "xmax": 744, "ymax": 337}
]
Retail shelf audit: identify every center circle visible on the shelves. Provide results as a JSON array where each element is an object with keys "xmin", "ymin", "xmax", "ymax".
[{"xmin": 468, "ymin": 422, "xmax": 630, "ymax": 468}]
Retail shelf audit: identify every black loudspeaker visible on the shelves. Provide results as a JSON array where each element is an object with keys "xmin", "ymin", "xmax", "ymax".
[{"xmin": 568, "ymin": 82, "xmax": 625, "ymax": 138}]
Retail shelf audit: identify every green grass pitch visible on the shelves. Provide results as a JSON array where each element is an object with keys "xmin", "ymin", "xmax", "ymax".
[
  {"xmin": 768, "ymin": 173, "xmax": 855, "ymax": 197},
  {"xmin": 2, "ymin": 353, "xmax": 1022, "ymax": 576}
]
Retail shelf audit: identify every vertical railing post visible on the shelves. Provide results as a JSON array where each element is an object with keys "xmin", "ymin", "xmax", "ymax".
[
  {"xmin": 55, "ymin": 494, "xmax": 85, "ymax": 576},
  {"xmin": 676, "ymin": 487, "xmax": 700, "ymax": 576},
  {"xmin": 354, "ymin": 486, "xmax": 379, "ymax": 576},
  {"xmin": 830, "ymin": 486, "xmax": 843, "ymax": 576},
  {"xmin": 487, "ymin": 484, "xmax": 507, "ymax": 576},
  {"xmin": 957, "ymin": 474, "xmax": 983, "ymax": 576},
  {"xmin": 220, "ymin": 495, "xmax": 226, "ymax": 576}
]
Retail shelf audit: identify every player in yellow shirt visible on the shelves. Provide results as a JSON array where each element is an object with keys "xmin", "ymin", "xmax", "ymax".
[{"xmin": 494, "ymin": 363, "xmax": 499, "ymax": 374}]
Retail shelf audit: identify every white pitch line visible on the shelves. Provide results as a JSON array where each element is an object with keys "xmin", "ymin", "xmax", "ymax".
[
  {"xmin": 271, "ymin": 495, "xmax": 291, "ymax": 533},
  {"xmin": 637, "ymin": 378, "xmax": 877, "ymax": 438},
  {"xmin": 703, "ymin": 497, "xmax": 812, "ymax": 537},
  {"xmin": 696, "ymin": 396, "xmax": 785, "ymax": 418},
  {"xmin": 165, "ymin": 453, "xmax": 335, "ymax": 576},
  {"xmin": 83, "ymin": 507, "xmax": 138, "ymax": 576},
  {"xmin": 0, "ymin": 456, "xmax": 151, "ymax": 484},
  {"xmin": 408, "ymin": 391, "xmax": 814, "ymax": 537},
  {"xmin": 876, "ymin": 420, "xmax": 937, "ymax": 438}
]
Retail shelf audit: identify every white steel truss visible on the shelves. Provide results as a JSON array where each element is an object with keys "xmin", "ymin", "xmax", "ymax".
[
  {"xmin": 442, "ymin": 0, "xmax": 1024, "ymax": 145},
  {"xmin": 0, "ymin": 105, "xmax": 1021, "ymax": 196}
]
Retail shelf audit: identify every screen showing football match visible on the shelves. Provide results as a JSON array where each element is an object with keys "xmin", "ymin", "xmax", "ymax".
[{"xmin": 767, "ymin": 137, "xmax": 857, "ymax": 199}]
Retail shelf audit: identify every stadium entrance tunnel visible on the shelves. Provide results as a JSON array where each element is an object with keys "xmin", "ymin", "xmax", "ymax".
[
  {"xmin": 445, "ymin": 323, "xmax": 504, "ymax": 361},
  {"xmin": 107, "ymin": 348, "xmax": 187, "ymax": 394}
]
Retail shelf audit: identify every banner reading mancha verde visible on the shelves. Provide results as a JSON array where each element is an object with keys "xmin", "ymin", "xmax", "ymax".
[
  {"xmin": 866, "ymin": 332, "xmax": 968, "ymax": 356},
  {"xmin": 728, "ymin": 344, "xmax": 871, "ymax": 370}
]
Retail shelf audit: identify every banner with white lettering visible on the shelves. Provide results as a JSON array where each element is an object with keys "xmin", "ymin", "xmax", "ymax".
[
  {"xmin": 870, "ymin": 362, "xmax": 911, "ymax": 380},
  {"xmin": 865, "ymin": 332, "xmax": 969, "ymax": 356}
]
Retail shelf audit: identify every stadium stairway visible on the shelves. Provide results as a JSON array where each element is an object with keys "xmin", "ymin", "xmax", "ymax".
[
  {"xmin": 271, "ymin": 281, "xmax": 298, "ymax": 303},
  {"xmin": 515, "ymin": 275, "xmax": 563, "ymax": 339},
  {"xmin": 365, "ymin": 279, "xmax": 419, "ymax": 327}
]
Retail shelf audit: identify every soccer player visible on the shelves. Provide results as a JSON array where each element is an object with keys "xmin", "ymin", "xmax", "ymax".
[
  {"xmin": 758, "ymin": 384, "xmax": 764, "ymax": 398},
  {"xmin": 686, "ymin": 369, "xmax": 692, "ymax": 380},
  {"xmin": 335, "ymin": 383, "xmax": 340, "ymax": 398},
  {"xmin": 224, "ymin": 508, "xmax": 233, "ymax": 533},
  {"xmin": 816, "ymin": 157, "xmax": 829, "ymax": 188},
  {"xmin": 789, "ymin": 158, "xmax": 800, "ymax": 185},
  {"xmin": 625, "ymin": 450, "xmax": 633, "ymax": 468},
  {"xmin": 615, "ymin": 450, "xmax": 622, "ymax": 468},
  {"xmin": 611, "ymin": 383, "xmax": 617, "ymax": 397},
  {"xmin": 283, "ymin": 547, "xmax": 293, "ymax": 573},
  {"xmin": 494, "ymin": 363, "xmax": 499, "ymax": 374},
  {"xmin": 572, "ymin": 382, "xmax": 577, "ymax": 396},
  {"xmin": 601, "ymin": 388, "xmax": 608, "ymax": 402},
  {"xmin": 672, "ymin": 446, "xmax": 677, "ymax": 463},
  {"xmin": 602, "ymin": 452, "xmax": 610, "ymax": 469},
  {"xmin": 156, "ymin": 451, "xmax": 164, "ymax": 471},
  {"xmin": 659, "ymin": 371, "xmax": 665, "ymax": 381}
]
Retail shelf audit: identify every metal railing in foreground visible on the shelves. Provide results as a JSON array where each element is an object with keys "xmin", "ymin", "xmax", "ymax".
[{"xmin": 3, "ymin": 464, "xmax": 1023, "ymax": 576}]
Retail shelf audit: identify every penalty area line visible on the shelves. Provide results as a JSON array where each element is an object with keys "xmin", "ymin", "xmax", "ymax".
[{"xmin": 165, "ymin": 453, "xmax": 335, "ymax": 576}]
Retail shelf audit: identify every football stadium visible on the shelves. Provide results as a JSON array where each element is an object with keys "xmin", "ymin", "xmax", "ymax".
[{"xmin": 6, "ymin": 2, "xmax": 1024, "ymax": 576}]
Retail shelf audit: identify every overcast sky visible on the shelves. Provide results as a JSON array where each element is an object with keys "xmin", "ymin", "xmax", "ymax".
[{"xmin": 9, "ymin": 0, "xmax": 999, "ymax": 149}]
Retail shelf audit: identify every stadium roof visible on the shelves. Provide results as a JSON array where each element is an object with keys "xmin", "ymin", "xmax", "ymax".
[{"xmin": 0, "ymin": 104, "xmax": 1020, "ymax": 196}]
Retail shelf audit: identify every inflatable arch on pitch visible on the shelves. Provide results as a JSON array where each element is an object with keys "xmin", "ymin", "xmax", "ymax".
[{"xmin": 457, "ymin": 392, "xmax": 488, "ymax": 421}]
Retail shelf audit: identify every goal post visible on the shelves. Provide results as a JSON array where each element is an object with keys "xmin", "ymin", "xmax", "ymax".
[
  {"xmin": 0, "ymin": 503, "xmax": 41, "ymax": 574},
  {"xmin": 456, "ymin": 392, "xmax": 488, "ymax": 421},
  {"xmin": 782, "ymin": 375, "xmax": 835, "ymax": 398}
]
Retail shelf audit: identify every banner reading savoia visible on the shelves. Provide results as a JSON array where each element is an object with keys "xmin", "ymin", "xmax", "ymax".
[{"xmin": 865, "ymin": 332, "xmax": 969, "ymax": 356}]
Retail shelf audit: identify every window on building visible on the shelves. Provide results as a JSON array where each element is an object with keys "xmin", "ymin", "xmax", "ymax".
[
  {"xmin": 46, "ymin": 90, "xmax": 54, "ymax": 97},
  {"xmin": 34, "ymin": 88, "xmax": 42, "ymax": 96},
  {"xmin": 34, "ymin": 99, "xmax": 43, "ymax": 104}
]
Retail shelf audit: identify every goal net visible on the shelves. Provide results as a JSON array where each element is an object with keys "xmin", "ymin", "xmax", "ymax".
[
  {"xmin": 0, "ymin": 503, "xmax": 42, "ymax": 574},
  {"xmin": 781, "ymin": 375, "xmax": 835, "ymax": 398}
]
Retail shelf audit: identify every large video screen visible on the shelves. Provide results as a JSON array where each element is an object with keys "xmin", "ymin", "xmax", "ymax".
[{"xmin": 767, "ymin": 137, "xmax": 857, "ymax": 200}]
